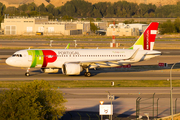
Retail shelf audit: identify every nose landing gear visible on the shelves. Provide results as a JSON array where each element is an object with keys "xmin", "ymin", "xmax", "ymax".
[{"xmin": 25, "ymin": 68, "xmax": 30, "ymax": 77}]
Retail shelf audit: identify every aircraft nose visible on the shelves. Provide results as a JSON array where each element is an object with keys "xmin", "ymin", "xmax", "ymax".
[{"xmin": 6, "ymin": 57, "xmax": 13, "ymax": 66}]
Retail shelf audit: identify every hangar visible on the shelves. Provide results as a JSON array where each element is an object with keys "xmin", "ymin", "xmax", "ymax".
[
  {"xmin": 1, "ymin": 16, "xmax": 90, "ymax": 35},
  {"xmin": 106, "ymin": 23, "xmax": 147, "ymax": 36}
]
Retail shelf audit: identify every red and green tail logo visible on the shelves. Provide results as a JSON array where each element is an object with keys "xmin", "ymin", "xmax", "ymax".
[{"xmin": 130, "ymin": 22, "xmax": 159, "ymax": 50}]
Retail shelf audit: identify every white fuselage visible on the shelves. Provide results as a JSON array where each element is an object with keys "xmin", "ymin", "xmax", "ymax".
[{"xmin": 6, "ymin": 49, "xmax": 161, "ymax": 69}]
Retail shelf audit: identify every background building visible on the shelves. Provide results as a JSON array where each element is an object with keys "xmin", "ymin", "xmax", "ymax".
[
  {"xmin": 106, "ymin": 23, "xmax": 147, "ymax": 36},
  {"xmin": 1, "ymin": 16, "xmax": 90, "ymax": 35}
]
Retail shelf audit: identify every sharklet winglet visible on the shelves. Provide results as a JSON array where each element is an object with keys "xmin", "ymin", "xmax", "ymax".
[{"xmin": 65, "ymin": 43, "xmax": 70, "ymax": 49}]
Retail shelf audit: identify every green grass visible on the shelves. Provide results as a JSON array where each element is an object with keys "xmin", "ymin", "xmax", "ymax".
[{"xmin": 0, "ymin": 80, "xmax": 180, "ymax": 88}]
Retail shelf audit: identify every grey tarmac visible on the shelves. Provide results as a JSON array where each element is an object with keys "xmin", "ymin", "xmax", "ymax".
[
  {"xmin": 1, "ymin": 50, "xmax": 180, "ymax": 118},
  {"xmin": 61, "ymin": 87, "xmax": 180, "ymax": 118}
]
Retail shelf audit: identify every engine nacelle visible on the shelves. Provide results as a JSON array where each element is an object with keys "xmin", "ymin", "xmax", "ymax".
[
  {"xmin": 62, "ymin": 63, "xmax": 83, "ymax": 75},
  {"xmin": 41, "ymin": 68, "xmax": 59, "ymax": 73}
]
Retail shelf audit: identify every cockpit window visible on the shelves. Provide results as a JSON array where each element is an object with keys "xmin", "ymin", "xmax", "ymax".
[{"xmin": 12, "ymin": 54, "xmax": 22, "ymax": 57}]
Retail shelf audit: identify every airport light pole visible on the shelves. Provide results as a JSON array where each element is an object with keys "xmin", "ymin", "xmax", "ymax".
[
  {"xmin": 108, "ymin": 91, "xmax": 113, "ymax": 120},
  {"xmin": 170, "ymin": 62, "xmax": 179, "ymax": 120},
  {"xmin": 50, "ymin": 40, "xmax": 53, "ymax": 47},
  {"xmin": 99, "ymin": 101, "xmax": 104, "ymax": 120},
  {"xmin": 74, "ymin": 40, "xmax": 77, "ymax": 48}
]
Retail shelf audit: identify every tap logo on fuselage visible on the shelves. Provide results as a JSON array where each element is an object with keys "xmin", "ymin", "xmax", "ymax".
[{"xmin": 28, "ymin": 50, "xmax": 57, "ymax": 68}]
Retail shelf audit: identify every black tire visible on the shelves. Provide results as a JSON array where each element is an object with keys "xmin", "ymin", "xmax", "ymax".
[
  {"xmin": 84, "ymin": 72, "xmax": 87, "ymax": 76},
  {"xmin": 25, "ymin": 72, "xmax": 30, "ymax": 77},
  {"xmin": 86, "ymin": 72, "xmax": 91, "ymax": 77}
]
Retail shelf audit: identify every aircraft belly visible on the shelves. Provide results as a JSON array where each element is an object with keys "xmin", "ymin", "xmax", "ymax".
[
  {"xmin": 53, "ymin": 60, "xmax": 63, "ymax": 68},
  {"xmin": 43, "ymin": 63, "xmax": 55, "ymax": 68},
  {"xmin": 143, "ymin": 55, "xmax": 157, "ymax": 60},
  {"xmin": 36, "ymin": 65, "xmax": 43, "ymax": 68}
]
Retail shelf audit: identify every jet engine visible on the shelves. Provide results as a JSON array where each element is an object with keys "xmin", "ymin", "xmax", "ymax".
[
  {"xmin": 62, "ymin": 63, "xmax": 83, "ymax": 75},
  {"xmin": 41, "ymin": 68, "xmax": 59, "ymax": 73}
]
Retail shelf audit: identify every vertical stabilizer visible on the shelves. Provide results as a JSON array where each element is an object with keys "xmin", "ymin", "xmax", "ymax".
[
  {"xmin": 65, "ymin": 43, "xmax": 70, "ymax": 49},
  {"xmin": 129, "ymin": 22, "xmax": 159, "ymax": 50}
]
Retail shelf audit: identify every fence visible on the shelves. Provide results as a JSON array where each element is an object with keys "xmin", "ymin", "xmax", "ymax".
[
  {"xmin": 136, "ymin": 93, "xmax": 159, "ymax": 119},
  {"xmin": 136, "ymin": 93, "xmax": 179, "ymax": 120}
]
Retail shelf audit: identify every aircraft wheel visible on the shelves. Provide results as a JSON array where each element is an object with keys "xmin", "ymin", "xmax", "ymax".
[
  {"xmin": 84, "ymin": 72, "xmax": 87, "ymax": 76},
  {"xmin": 86, "ymin": 72, "xmax": 91, "ymax": 77},
  {"xmin": 25, "ymin": 72, "xmax": 30, "ymax": 77}
]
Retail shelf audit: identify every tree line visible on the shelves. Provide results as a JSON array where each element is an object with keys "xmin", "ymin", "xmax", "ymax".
[
  {"xmin": 159, "ymin": 18, "xmax": 180, "ymax": 34},
  {"xmin": 2, "ymin": 0, "xmax": 180, "ymax": 19}
]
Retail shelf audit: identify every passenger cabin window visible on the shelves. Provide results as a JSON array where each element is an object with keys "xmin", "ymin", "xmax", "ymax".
[{"xmin": 12, "ymin": 54, "xmax": 22, "ymax": 57}]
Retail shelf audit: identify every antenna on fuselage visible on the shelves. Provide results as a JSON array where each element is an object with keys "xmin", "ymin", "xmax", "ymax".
[{"xmin": 28, "ymin": 46, "xmax": 33, "ymax": 49}]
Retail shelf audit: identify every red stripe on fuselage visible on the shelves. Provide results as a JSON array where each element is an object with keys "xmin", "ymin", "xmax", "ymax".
[{"xmin": 42, "ymin": 50, "xmax": 57, "ymax": 68}]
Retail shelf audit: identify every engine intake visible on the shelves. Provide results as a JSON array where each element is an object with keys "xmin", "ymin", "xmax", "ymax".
[{"xmin": 62, "ymin": 63, "xmax": 83, "ymax": 75}]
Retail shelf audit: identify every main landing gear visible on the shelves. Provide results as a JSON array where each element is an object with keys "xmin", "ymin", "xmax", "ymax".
[
  {"xmin": 84, "ymin": 68, "xmax": 91, "ymax": 77},
  {"xmin": 25, "ymin": 68, "xmax": 30, "ymax": 77}
]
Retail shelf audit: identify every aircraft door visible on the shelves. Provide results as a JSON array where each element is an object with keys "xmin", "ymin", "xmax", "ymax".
[{"xmin": 28, "ymin": 51, "xmax": 32, "ymax": 62}]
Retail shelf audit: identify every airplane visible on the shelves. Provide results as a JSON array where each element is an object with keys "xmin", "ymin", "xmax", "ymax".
[{"xmin": 6, "ymin": 22, "xmax": 161, "ymax": 77}]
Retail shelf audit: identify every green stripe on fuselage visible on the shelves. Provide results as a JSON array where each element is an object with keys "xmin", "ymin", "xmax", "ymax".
[{"xmin": 28, "ymin": 50, "xmax": 44, "ymax": 68}]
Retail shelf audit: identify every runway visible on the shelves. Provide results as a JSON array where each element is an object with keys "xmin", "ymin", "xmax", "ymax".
[{"xmin": 1, "ymin": 39, "xmax": 180, "ymax": 49}]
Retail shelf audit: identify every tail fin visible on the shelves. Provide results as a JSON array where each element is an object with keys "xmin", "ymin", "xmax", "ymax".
[
  {"xmin": 65, "ymin": 43, "xmax": 70, "ymax": 49},
  {"xmin": 129, "ymin": 22, "xmax": 159, "ymax": 50}
]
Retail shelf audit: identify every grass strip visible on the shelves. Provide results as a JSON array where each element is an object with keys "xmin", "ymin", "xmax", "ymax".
[{"xmin": 0, "ymin": 80, "xmax": 180, "ymax": 88}]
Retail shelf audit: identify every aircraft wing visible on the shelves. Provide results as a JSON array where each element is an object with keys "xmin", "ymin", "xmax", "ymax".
[{"xmin": 80, "ymin": 59, "xmax": 121, "ymax": 65}]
